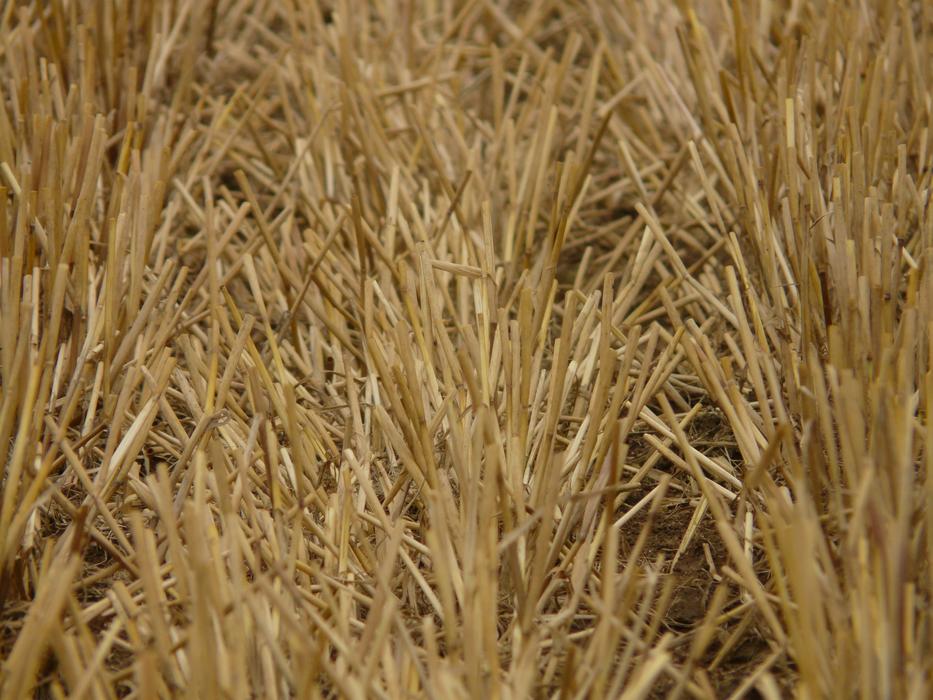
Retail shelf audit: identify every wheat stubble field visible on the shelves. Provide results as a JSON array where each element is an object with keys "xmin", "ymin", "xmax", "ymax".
[{"xmin": 0, "ymin": 0, "xmax": 931, "ymax": 697}]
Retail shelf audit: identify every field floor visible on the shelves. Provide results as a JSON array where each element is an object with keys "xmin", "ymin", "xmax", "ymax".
[{"xmin": 1, "ymin": 1, "xmax": 932, "ymax": 697}]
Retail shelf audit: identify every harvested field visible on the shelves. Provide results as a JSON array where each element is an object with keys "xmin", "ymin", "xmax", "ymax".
[{"xmin": 1, "ymin": 0, "xmax": 931, "ymax": 697}]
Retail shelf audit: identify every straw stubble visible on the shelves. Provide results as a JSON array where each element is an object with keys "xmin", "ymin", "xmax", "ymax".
[{"xmin": 0, "ymin": 1, "xmax": 931, "ymax": 698}]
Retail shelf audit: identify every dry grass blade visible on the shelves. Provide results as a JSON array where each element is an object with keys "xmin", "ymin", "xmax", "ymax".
[{"xmin": 1, "ymin": 1, "xmax": 931, "ymax": 698}]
